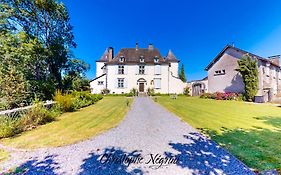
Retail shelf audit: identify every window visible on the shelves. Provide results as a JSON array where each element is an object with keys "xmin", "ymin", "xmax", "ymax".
[
  {"xmin": 98, "ymin": 81, "xmax": 104, "ymax": 85},
  {"xmin": 118, "ymin": 65, "xmax": 124, "ymax": 74},
  {"xmin": 154, "ymin": 57, "xmax": 159, "ymax": 63},
  {"xmin": 119, "ymin": 57, "xmax": 125, "ymax": 62},
  {"xmin": 214, "ymin": 69, "xmax": 225, "ymax": 76},
  {"xmin": 154, "ymin": 65, "xmax": 161, "ymax": 75},
  {"xmin": 118, "ymin": 78, "xmax": 124, "ymax": 88},
  {"xmin": 140, "ymin": 56, "xmax": 144, "ymax": 63},
  {"xmin": 154, "ymin": 78, "xmax": 161, "ymax": 89},
  {"xmin": 139, "ymin": 65, "xmax": 145, "ymax": 74}
]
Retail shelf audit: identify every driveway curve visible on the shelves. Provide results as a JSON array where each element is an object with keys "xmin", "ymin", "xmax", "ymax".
[{"xmin": 0, "ymin": 97, "xmax": 253, "ymax": 175}]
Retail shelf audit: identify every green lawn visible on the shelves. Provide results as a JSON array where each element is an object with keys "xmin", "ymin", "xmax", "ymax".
[
  {"xmin": 157, "ymin": 96, "xmax": 281, "ymax": 171},
  {"xmin": 1, "ymin": 97, "xmax": 132, "ymax": 149}
]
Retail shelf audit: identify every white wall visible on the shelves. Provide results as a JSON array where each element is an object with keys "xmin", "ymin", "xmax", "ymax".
[
  {"xmin": 90, "ymin": 75, "xmax": 106, "ymax": 94},
  {"xmin": 96, "ymin": 62, "xmax": 106, "ymax": 77},
  {"xmin": 90, "ymin": 63, "xmax": 186, "ymax": 94}
]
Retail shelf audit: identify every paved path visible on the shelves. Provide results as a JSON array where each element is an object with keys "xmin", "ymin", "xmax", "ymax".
[{"xmin": 0, "ymin": 97, "xmax": 253, "ymax": 175}]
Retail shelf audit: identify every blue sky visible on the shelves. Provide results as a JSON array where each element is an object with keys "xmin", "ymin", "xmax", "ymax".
[{"xmin": 62, "ymin": 0, "xmax": 281, "ymax": 81}]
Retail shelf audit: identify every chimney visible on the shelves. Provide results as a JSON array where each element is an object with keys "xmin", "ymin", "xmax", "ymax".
[
  {"xmin": 136, "ymin": 42, "xmax": 139, "ymax": 50},
  {"xmin": 268, "ymin": 55, "xmax": 280, "ymax": 66},
  {"xmin": 148, "ymin": 43, "xmax": 154, "ymax": 50},
  {"xmin": 108, "ymin": 47, "xmax": 114, "ymax": 62}
]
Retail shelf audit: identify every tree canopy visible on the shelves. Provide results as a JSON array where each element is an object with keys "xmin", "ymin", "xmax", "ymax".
[{"xmin": 0, "ymin": 0, "xmax": 90, "ymax": 109}]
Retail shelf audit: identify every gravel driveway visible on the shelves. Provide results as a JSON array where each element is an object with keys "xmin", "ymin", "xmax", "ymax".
[{"xmin": 0, "ymin": 97, "xmax": 254, "ymax": 175}]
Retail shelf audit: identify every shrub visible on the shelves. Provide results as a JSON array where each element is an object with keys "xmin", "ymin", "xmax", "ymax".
[
  {"xmin": 129, "ymin": 88, "xmax": 138, "ymax": 96},
  {"xmin": 101, "ymin": 88, "xmax": 110, "ymax": 95},
  {"xmin": 72, "ymin": 91, "xmax": 103, "ymax": 109},
  {"xmin": 200, "ymin": 92, "xmax": 239, "ymax": 101},
  {"xmin": 19, "ymin": 102, "xmax": 58, "ymax": 131},
  {"xmin": 147, "ymin": 88, "xmax": 155, "ymax": 96},
  {"xmin": 183, "ymin": 86, "xmax": 190, "ymax": 96},
  {"xmin": 237, "ymin": 54, "xmax": 259, "ymax": 101},
  {"xmin": 200, "ymin": 93, "xmax": 213, "ymax": 99},
  {"xmin": 0, "ymin": 116, "xmax": 21, "ymax": 138},
  {"xmin": 0, "ymin": 99, "xmax": 9, "ymax": 111},
  {"xmin": 54, "ymin": 90, "xmax": 76, "ymax": 112}
]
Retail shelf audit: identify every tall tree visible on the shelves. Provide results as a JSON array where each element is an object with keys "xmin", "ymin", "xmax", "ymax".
[
  {"xmin": 1, "ymin": 0, "xmax": 76, "ymax": 89},
  {"xmin": 0, "ymin": 32, "xmax": 33, "ymax": 108},
  {"xmin": 237, "ymin": 54, "xmax": 259, "ymax": 101},
  {"xmin": 62, "ymin": 59, "xmax": 90, "ymax": 91},
  {"xmin": 179, "ymin": 64, "xmax": 187, "ymax": 82}
]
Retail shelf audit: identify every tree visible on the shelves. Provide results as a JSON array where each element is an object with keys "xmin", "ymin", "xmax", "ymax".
[
  {"xmin": 0, "ymin": 32, "xmax": 32, "ymax": 108},
  {"xmin": 237, "ymin": 54, "xmax": 259, "ymax": 101},
  {"xmin": 179, "ymin": 64, "xmax": 187, "ymax": 82},
  {"xmin": 0, "ymin": 0, "xmax": 90, "ymax": 105},
  {"xmin": 62, "ymin": 59, "xmax": 90, "ymax": 91},
  {"xmin": 1, "ymin": 0, "xmax": 76, "ymax": 89}
]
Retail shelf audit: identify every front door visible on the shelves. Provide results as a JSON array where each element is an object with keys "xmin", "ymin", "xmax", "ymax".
[{"xmin": 139, "ymin": 83, "xmax": 144, "ymax": 92}]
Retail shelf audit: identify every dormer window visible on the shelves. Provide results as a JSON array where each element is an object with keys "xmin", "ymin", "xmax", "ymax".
[
  {"xmin": 154, "ymin": 57, "xmax": 159, "ymax": 63},
  {"xmin": 119, "ymin": 56, "xmax": 125, "ymax": 62},
  {"xmin": 140, "ymin": 56, "xmax": 144, "ymax": 63}
]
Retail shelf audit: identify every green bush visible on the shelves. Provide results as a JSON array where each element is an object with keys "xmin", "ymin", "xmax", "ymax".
[
  {"xmin": 183, "ymin": 86, "xmax": 191, "ymax": 96},
  {"xmin": 101, "ymin": 88, "xmax": 110, "ymax": 94},
  {"xmin": 0, "ymin": 99, "xmax": 9, "ymax": 111},
  {"xmin": 0, "ymin": 116, "xmax": 21, "ymax": 138},
  {"xmin": 72, "ymin": 91, "xmax": 103, "ymax": 109},
  {"xmin": 0, "ymin": 102, "xmax": 60, "ymax": 138},
  {"xmin": 54, "ymin": 91, "xmax": 103, "ymax": 111},
  {"xmin": 54, "ymin": 90, "xmax": 76, "ymax": 112},
  {"xmin": 0, "ymin": 91, "xmax": 101, "ymax": 139},
  {"xmin": 20, "ymin": 103, "xmax": 58, "ymax": 131},
  {"xmin": 147, "ymin": 88, "xmax": 155, "ymax": 96}
]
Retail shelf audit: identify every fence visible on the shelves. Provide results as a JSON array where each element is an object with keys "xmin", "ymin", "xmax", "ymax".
[{"xmin": 0, "ymin": 101, "xmax": 56, "ymax": 117}]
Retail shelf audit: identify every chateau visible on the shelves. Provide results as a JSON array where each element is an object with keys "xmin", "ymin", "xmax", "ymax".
[{"xmin": 90, "ymin": 43, "xmax": 187, "ymax": 94}]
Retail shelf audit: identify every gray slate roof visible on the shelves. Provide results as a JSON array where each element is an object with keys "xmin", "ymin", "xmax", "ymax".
[
  {"xmin": 205, "ymin": 45, "xmax": 280, "ymax": 71},
  {"xmin": 98, "ymin": 46, "xmax": 179, "ymax": 65}
]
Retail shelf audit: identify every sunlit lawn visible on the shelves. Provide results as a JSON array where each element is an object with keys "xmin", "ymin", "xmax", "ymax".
[
  {"xmin": 157, "ymin": 96, "xmax": 281, "ymax": 171},
  {"xmin": 1, "ymin": 97, "xmax": 132, "ymax": 149}
]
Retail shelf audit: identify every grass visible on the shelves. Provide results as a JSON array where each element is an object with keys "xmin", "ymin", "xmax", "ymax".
[
  {"xmin": 1, "ymin": 97, "xmax": 133, "ymax": 149},
  {"xmin": 157, "ymin": 96, "xmax": 281, "ymax": 171}
]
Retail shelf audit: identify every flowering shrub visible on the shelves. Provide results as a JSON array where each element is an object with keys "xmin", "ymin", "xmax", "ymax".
[{"xmin": 200, "ymin": 92, "xmax": 239, "ymax": 100}]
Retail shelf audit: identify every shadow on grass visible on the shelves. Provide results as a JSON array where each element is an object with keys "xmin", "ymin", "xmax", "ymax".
[
  {"xmin": 199, "ymin": 116, "xmax": 281, "ymax": 172},
  {"xmin": 165, "ymin": 132, "xmax": 253, "ymax": 175},
  {"xmin": 10, "ymin": 155, "xmax": 60, "ymax": 175},
  {"xmin": 79, "ymin": 147, "xmax": 144, "ymax": 175}
]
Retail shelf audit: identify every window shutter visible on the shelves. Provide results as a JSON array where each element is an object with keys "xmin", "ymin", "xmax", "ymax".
[
  {"xmin": 135, "ymin": 66, "xmax": 139, "ymax": 74},
  {"xmin": 154, "ymin": 78, "xmax": 161, "ymax": 89},
  {"xmin": 115, "ymin": 66, "xmax": 118, "ymax": 75},
  {"xmin": 155, "ymin": 65, "xmax": 161, "ymax": 75},
  {"xmin": 115, "ymin": 79, "xmax": 118, "ymax": 88},
  {"xmin": 145, "ymin": 66, "xmax": 148, "ymax": 74},
  {"xmin": 124, "ymin": 65, "xmax": 128, "ymax": 75},
  {"xmin": 124, "ymin": 78, "xmax": 128, "ymax": 88}
]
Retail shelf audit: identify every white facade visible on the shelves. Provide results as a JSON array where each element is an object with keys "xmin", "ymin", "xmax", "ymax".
[{"xmin": 90, "ymin": 45, "xmax": 187, "ymax": 94}]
